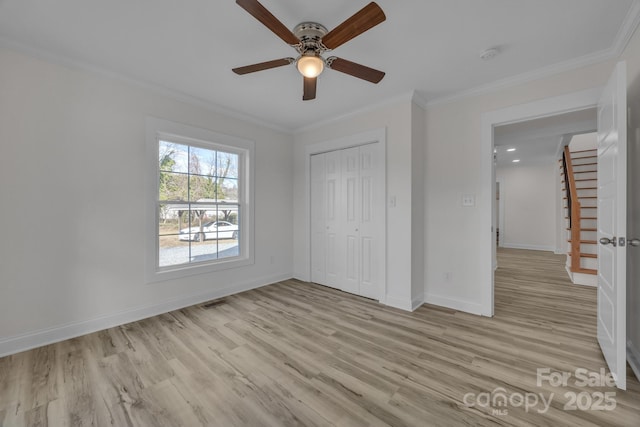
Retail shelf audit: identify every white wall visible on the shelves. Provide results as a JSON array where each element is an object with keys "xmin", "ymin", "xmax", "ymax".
[
  {"xmin": 496, "ymin": 162, "xmax": 557, "ymax": 251},
  {"xmin": 424, "ymin": 59, "xmax": 619, "ymax": 315},
  {"xmin": 0, "ymin": 47, "xmax": 294, "ymax": 356},
  {"xmin": 292, "ymin": 97, "xmax": 419, "ymax": 310}
]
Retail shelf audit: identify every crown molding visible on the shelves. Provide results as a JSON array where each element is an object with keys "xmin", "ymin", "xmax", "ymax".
[
  {"xmin": 612, "ymin": 0, "xmax": 640, "ymax": 55},
  {"xmin": 292, "ymin": 91, "xmax": 416, "ymax": 134},
  {"xmin": 0, "ymin": 37, "xmax": 292, "ymax": 134},
  {"xmin": 293, "ymin": 90, "xmax": 429, "ymax": 133},
  {"xmin": 425, "ymin": 0, "xmax": 640, "ymax": 109},
  {"xmin": 424, "ymin": 48, "xmax": 616, "ymax": 108},
  {"xmin": 411, "ymin": 90, "xmax": 429, "ymax": 110}
]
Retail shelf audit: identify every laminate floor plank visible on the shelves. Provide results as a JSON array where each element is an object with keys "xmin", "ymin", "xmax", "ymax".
[
  {"xmin": 58, "ymin": 348, "xmax": 98, "ymax": 427},
  {"xmin": 2, "ymin": 248, "xmax": 639, "ymax": 426},
  {"xmin": 0, "ymin": 403, "xmax": 25, "ymax": 427},
  {"xmin": 167, "ymin": 357, "xmax": 268, "ymax": 427},
  {"xmin": 118, "ymin": 323, "xmax": 175, "ymax": 389}
]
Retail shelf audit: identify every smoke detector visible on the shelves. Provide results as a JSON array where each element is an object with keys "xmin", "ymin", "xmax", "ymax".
[{"xmin": 480, "ymin": 47, "xmax": 500, "ymax": 61}]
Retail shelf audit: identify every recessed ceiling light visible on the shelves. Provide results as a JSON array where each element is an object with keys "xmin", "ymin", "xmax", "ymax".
[
  {"xmin": 512, "ymin": 159, "xmax": 521, "ymax": 163},
  {"xmin": 507, "ymin": 148, "xmax": 516, "ymax": 152}
]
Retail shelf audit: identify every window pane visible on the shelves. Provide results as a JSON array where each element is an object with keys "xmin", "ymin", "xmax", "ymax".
[
  {"xmin": 189, "ymin": 175, "xmax": 216, "ymax": 201},
  {"xmin": 216, "ymin": 205, "xmax": 238, "ymax": 228},
  {"xmin": 159, "ymin": 238, "xmax": 190, "ymax": 267},
  {"xmin": 219, "ymin": 209, "xmax": 240, "ymax": 260},
  {"xmin": 217, "ymin": 151, "xmax": 239, "ymax": 179},
  {"xmin": 159, "ymin": 172, "xmax": 188, "ymax": 201},
  {"xmin": 190, "ymin": 239, "xmax": 219, "ymax": 263},
  {"xmin": 189, "ymin": 146, "xmax": 216, "ymax": 177},
  {"xmin": 188, "ymin": 207, "xmax": 213, "ymax": 236},
  {"xmin": 218, "ymin": 178, "xmax": 238, "ymax": 202},
  {"xmin": 159, "ymin": 141, "xmax": 188, "ymax": 173},
  {"xmin": 158, "ymin": 204, "xmax": 188, "ymax": 236}
]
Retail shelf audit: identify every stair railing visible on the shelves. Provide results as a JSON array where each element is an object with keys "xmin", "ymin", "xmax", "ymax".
[
  {"xmin": 563, "ymin": 146, "xmax": 582, "ymax": 272},
  {"xmin": 562, "ymin": 150, "xmax": 572, "ymax": 228}
]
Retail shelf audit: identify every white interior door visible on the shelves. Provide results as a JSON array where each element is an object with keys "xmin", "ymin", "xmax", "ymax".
[
  {"xmin": 597, "ymin": 61, "xmax": 627, "ymax": 390},
  {"xmin": 310, "ymin": 144, "xmax": 382, "ymax": 299}
]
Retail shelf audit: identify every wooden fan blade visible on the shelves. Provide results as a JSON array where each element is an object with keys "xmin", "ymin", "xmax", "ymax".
[
  {"xmin": 321, "ymin": 2, "xmax": 386, "ymax": 50},
  {"xmin": 236, "ymin": 0, "xmax": 299, "ymax": 45},
  {"xmin": 232, "ymin": 58, "xmax": 294, "ymax": 75},
  {"xmin": 327, "ymin": 57, "xmax": 385, "ymax": 83},
  {"xmin": 303, "ymin": 77, "xmax": 317, "ymax": 101}
]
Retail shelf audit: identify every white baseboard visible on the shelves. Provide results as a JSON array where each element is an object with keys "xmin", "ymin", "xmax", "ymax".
[
  {"xmin": 565, "ymin": 265, "xmax": 573, "ymax": 280},
  {"xmin": 628, "ymin": 340, "xmax": 640, "ymax": 383},
  {"xmin": 423, "ymin": 292, "xmax": 484, "ymax": 316},
  {"xmin": 411, "ymin": 295, "xmax": 425, "ymax": 311},
  {"xmin": 385, "ymin": 295, "xmax": 415, "ymax": 312},
  {"xmin": 565, "ymin": 261, "xmax": 598, "ymax": 287},
  {"xmin": 573, "ymin": 274, "xmax": 597, "ymax": 287},
  {"xmin": 501, "ymin": 243, "xmax": 556, "ymax": 252},
  {"xmin": 0, "ymin": 273, "xmax": 292, "ymax": 358}
]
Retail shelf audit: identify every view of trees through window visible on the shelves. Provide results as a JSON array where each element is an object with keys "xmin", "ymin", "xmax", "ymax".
[{"xmin": 157, "ymin": 139, "xmax": 241, "ymax": 267}]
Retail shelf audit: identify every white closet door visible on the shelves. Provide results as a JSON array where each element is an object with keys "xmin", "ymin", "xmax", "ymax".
[
  {"xmin": 358, "ymin": 144, "xmax": 379, "ymax": 299},
  {"xmin": 341, "ymin": 147, "xmax": 361, "ymax": 295},
  {"xmin": 310, "ymin": 144, "xmax": 381, "ymax": 300},
  {"xmin": 310, "ymin": 154, "xmax": 326, "ymax": 285},
  {"xmin": 324, "ymin": 150, "xmax": 342, "ymax": 289}
]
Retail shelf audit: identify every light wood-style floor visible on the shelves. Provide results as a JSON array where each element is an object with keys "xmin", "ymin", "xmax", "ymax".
[{"xmin": 1, "ymin": 248, "xmax": 639, "ymax": 426}]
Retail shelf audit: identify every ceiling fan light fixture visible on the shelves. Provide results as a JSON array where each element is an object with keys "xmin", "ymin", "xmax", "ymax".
[
  {"xmin": 297, "ymin": 54, "xmax": 324, "ymax": 78},
  {"xmin": 233, "ymin": 1, "xmax": 387, "ymax": 99}
]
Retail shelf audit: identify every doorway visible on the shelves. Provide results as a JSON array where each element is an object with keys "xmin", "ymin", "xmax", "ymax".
[
  {"xmin": 493, "ymin": 110, "xmax": 596, "ymax": 255},
  {"xmin": 481, "ymin": 87, "xmax": 602, "ymax": 316}
]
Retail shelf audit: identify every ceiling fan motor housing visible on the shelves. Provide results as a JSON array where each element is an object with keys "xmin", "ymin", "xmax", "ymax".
[{"xmin": 293, "ymin": 22, "xmax": 328, "ymax": 54}]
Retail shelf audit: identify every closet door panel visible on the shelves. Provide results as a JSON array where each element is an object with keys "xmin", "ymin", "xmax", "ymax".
[
  {"xmin": 342, "ymin": 147, "xmax": 360, "ymax": 294},
  {"xmin": 358, "ymin": 144, "xmax": 379, "ymax": 299},
  {"xmin": 324, "ymin": 150, "xmax": 342, "ymax": 288},
  {"xmin": 310, "ymin": 154, "xmax": 326, "ymax": 284}
]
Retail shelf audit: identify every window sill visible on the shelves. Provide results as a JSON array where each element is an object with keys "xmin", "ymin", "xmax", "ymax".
[{"xmin": 146, "ymin": 255, "xmax": 254, "ymax": 284}]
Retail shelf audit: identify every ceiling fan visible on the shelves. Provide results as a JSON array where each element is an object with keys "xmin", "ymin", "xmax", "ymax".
[{"xmin": 232, "ymin": 0, "xmax": 386, "ymax": 101}]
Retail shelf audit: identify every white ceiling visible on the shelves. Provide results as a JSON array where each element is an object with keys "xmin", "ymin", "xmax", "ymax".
[
  {"xmin": 494, "ymin": 108, "xmax": 597, "ymax": 167},
  {"xmin": 0, "ymin": 0, "xmax": 637, "ymax": 131}
]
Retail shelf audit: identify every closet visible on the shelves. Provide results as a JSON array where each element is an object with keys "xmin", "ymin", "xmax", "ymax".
[{"xmin": 310, "ymin": 143, "xmax": 382, "ymax": 299}]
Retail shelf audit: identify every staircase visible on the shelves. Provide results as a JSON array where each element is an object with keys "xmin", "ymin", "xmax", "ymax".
[{"xmin": 561, "ymin": 146, "xmax": 598, "ymax": 286}]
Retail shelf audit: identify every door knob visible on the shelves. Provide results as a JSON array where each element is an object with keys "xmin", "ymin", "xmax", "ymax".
[
  {"xmin": 629, "ymin": 238, "xmax": 640, "ymax": 247},
  {"xmin": 599, "ymin": 237, "xmax": 617, "ymax": 246}
]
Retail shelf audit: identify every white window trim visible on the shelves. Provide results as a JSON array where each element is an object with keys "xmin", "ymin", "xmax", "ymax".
[{"xmin": 145, "ymin": 117, "xmax": 255, "ymax": 283}]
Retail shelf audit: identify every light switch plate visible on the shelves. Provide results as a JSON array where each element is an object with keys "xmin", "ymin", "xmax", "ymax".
[{"xmin": 462, "ymin": 194, "xmax": 476, "ymax": 207}]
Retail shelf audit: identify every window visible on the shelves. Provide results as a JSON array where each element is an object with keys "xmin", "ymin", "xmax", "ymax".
[{"xmin": 146, "ymin": 118, "xmax": 254, "ymax": 281}]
